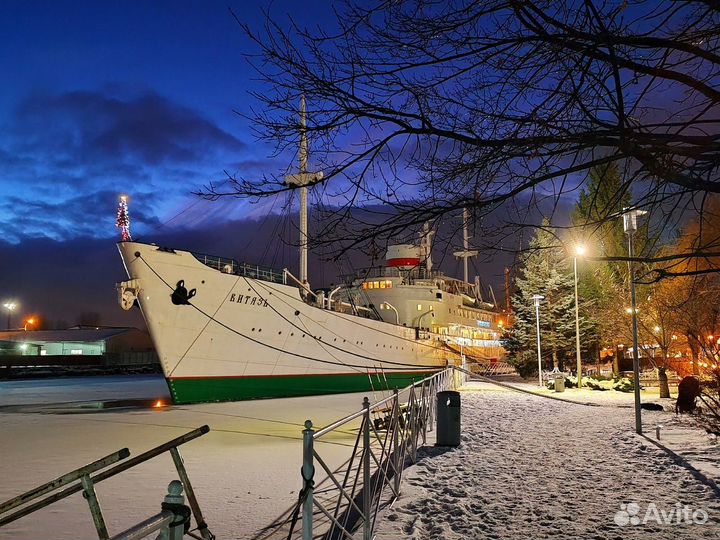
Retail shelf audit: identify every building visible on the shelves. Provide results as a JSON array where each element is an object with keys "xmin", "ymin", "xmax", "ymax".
[{"xmin": 0, "ymin": 327, "xmax": 157, "ymax": 369}]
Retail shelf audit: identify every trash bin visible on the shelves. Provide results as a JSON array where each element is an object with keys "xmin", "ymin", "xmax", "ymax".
[
  {"xmin": 436, "ymin": 391, "xmax": 461, "ymax": 446},
  {"xmin": 553, "ymin": 374, "xmax": 565, "ymax": 393}
]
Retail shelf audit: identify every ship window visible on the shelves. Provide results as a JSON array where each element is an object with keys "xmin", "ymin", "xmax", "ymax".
[
  {"xmin": 417, "ymin": 304, "xmax": 423, "ymax": 311},
  {"xmin": 379, "ymin": 281, "xmax": 386, "ymax": 289},
  {"xmin": 70, "ymin": 349, "xmax": 83, "ymax": 355},
  {"xmin": 386, "ymin": 280, "xmax": 393, "ymax": 288},
  {"xmin": 362, "ymin": 282, "xmax": 368, "ymax": 289}
]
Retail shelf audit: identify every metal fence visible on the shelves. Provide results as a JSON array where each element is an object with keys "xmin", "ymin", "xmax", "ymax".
[
  {"xmin": 0, "ymin": 426, "xmax": 214, "ymax": 540},
  {"xmin": 255, "ymin": 367, "xmax": 455, "ymax": 540},
  {"xmin": 191, "ymin": 252, "xmax": 285, "ymax": 284}
]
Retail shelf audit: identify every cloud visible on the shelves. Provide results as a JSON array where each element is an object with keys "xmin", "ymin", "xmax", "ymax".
[
  {"xmin": 0, "ymin": 88, "xmax": 256, "ymax": 243},
  {"xmin": 12, "ymin": 90, "xmax": 245, "ymax": 166}
]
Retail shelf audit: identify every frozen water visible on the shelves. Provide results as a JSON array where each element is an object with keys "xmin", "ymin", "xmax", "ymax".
[
  {"xmin": 0, "ymin": 375, "xmax": 170, "ymax": 406},
  {"xmin": 0, "ymin": 375, "xmax": 373, "ymax": 539}
]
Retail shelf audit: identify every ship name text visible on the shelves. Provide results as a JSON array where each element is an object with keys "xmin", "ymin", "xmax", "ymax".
[{"xmin": 228, "ymin": 293, "xmax": 269, "ymax": 307}]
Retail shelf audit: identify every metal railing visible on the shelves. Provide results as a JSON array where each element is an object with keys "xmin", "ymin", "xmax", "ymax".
[
  {"xmin": 255, "ymin": 368, "xmax": 455, "ymax": 540},
  {"xmin": 468, "ymin": 361, "xmax": 517, "ymax": 377},
  {"xmin": 0, "ymin": 426, "xmax": 213, "ymax": 540},
  {"xmin": 191, "ymin": 252, "xmax": 285, "ymax": 284}
]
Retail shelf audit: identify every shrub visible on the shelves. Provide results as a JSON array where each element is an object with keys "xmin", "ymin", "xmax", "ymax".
[
  {"xmin": 613, "ymin": 377, "xmax": 635, "ymax": 393},
  {"xmin": 508, "ymin": 350, "xmax": 539, "ymax": 379},
  {"xmin": 545, "ymin": 375, "xmax": 634, "ymax": 392}
]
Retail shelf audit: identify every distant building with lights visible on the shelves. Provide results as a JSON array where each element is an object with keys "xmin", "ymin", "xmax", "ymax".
[{"xmin": 0, "ymin": 327, "xmax": 157, "ymax": 370}]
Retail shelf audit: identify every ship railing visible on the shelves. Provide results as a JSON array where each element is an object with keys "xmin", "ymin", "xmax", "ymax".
[
  {"xmin": 0, "ymin": 426, "xmax": 214, "ymax": 540},
  {"xmin": 340, "ymin": 266, "xmax": 445, "ymax": 282},
  {"xmin": 254, "ymin": 367, "xmax": 455, "ymax": 540},
  {"xmin": 191, "ymin": 252, "xmax": 286, "ymax": 285}
]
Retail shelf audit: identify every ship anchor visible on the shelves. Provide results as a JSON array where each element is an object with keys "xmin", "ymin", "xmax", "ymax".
[{"xmin": 171, "ymin": 280, "xmax": 197, "ymax": 305}]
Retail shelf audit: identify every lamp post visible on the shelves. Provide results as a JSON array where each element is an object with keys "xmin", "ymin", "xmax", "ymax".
[
  {"xmin": 380, "ymin": 302, "xmax": 400, "ymax": 325},
  {"xmin": 532, "ymin": 294, "xmax": 544, "ymax": 387},
  {"xmin": 623, "ymin": 207, "xmax": 647, "ymax": 435},
  {"xmin": 3, "ymin": 302, "xmax": 17, "ymax": 330},
  {"xmin": 417, "ymin": 308, "xmax": 434, "ymax": 330},
  {"xmin": 573, "ymin": 245, "xmax": 586, "ymax": 388}
]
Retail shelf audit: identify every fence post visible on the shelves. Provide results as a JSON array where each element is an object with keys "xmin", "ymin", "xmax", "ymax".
[
  {"xmin": 362, "ymin": 397, "xmax": 371, "ymax": 540},
  {"xmin": 392, "ymin": 389, "xmax": 401, "ymax": 497},
  {"xmin": 159, "ymin": 480, "xmax": 186, "ymax": 540},
  {"xmin": 419, "ymin": 382, "xmax": 428, "ymax": 445},
  {"xmin": 80, "ymin": 475, "xmax": 109, "ymax": 540},
  {"xmin": 302, "ymin": 420, "xmax": 315, "ymax": 540},
  {"xmin": 428, "ymin": 378, "xmax": 435, "ymax": 433},
  {"xmin": 408, "ymin": 387, "xmax": 417, "ymax": 463},
  {"xmin": 169, "ymin": 447, "xmax": 212, "ymax": 539}
]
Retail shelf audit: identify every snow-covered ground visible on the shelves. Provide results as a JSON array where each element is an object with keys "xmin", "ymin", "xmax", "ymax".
[
  {"xmin": 0, "ymin": 375, "xmax": 374, "ymax": 539},
  {"xmin": 376, "ymin": 382, "xmax": 720, "ymax": 539},
  {"xmin": 3, "ymin": 376, "xmax": 719, "ymax": 540}
]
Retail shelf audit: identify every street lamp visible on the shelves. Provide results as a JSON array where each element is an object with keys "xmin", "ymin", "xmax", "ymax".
[
  {"xmin": 532, "ymin": 294, "xmax": 544, "ymax": 387},
  {"xmin": 573, "ymin": 244, "xmax": 586, "ymax": 388},
  {"xmin": 3, "ymin": 302, "xmax": 17, "ymax": 330},
  {"xmin": 379, "ymin": 302, "xmax": 400, "ymax": 325},
  {"xmin": 623, "ymin": 206, "xmax": 647, "ymax": 435}
]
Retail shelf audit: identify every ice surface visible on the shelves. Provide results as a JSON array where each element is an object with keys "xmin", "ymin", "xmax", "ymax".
[
  {"xmin": 0, "ymin": 375, "xmax": 170, "ymax": 406},
  {"xmin": 0, "ymin": 375, "xmax": 375, "ymax": 539}
]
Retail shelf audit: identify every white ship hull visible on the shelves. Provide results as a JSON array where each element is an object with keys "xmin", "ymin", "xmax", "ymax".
[{"xmin": 117, "ymin": 242, "xmax": 451, "ymax": 403}]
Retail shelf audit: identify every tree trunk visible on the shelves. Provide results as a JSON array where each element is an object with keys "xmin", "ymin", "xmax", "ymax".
[
  {"xmin": 552, "ymin": 350, "xmax": 558, "ymax": 370},
  {"xmin": 658, "ymin": 366, "xmax": 671, "ymax": 399},
  {"xmin": 691, "ymin": 350, "xmax": 700, "ymax": 376},
  {"xmin": 613, "ymin": 347, "xmax": 620, "ymax": 378},
  {"xmin": 596, "ymin": 344, "xmax": 602, "ymax": 377}
]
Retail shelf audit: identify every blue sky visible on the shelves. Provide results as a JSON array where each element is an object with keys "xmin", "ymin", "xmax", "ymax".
[{"xmin": 0, "ymin": 0, "xmax": 335, "ymax": 243}]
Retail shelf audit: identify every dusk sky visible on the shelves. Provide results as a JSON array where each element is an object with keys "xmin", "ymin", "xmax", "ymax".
[{"xmin": 1, "ymin": 1, "xmax": 342, "ymax": 326}]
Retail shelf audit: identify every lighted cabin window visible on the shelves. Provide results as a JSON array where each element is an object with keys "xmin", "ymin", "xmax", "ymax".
[
  {"xmin": 362, "ymin": 282, "xmax": 368, "ymax": 289},
  {"xmin": 385, "ymin": 280, "xmax": 393, "ymax": 288},
  {"xmin": 379, "ymin": 281, "xmax": 386, "ymax": 289},
  {"xmin": 417, "ymin": 304, "xmax": 423, "ymax": 311}
]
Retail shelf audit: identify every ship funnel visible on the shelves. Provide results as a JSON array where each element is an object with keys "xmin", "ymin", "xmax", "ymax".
[{"xmin": 386, "ymin": 244, "xmax": 421, "ymax": 270}]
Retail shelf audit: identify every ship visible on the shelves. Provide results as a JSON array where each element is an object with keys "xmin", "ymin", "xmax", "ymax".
[{"xmin": 116, "ymin": 101, "xmax": 505, "ymax": 405}]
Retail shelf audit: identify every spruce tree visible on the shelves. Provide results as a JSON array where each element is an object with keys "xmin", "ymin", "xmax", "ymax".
[{"xmin": 506, "ymin": 222, "xmax": 577, "ymax": 374}]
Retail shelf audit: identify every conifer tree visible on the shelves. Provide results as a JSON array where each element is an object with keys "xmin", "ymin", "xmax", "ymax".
[{"xmin": 506, "ymin": 222, "xmax": 577, "ymax": 373}]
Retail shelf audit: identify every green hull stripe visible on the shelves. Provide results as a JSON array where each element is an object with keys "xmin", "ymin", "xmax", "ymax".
[{"xmin": 167, "ymin": 372, "xmax": 439, "ymax": 404}]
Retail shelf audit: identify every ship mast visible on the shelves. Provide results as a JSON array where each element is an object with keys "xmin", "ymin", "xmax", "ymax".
[
  {"xmin": 453, "ymin": 207, "xmax": 478, "ymax": 283},
  {"xmin": 285, "ymin": 96, "xmax": 323, "ymax": 290}
]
